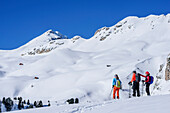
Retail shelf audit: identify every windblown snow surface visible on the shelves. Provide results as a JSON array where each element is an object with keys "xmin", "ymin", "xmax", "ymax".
[{"xmin": 0, "ymin": 14, "xmax": 170, "ymax": 113}]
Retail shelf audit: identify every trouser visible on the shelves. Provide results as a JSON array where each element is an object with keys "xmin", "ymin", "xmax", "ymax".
[
  {"xmin": 146, "ymin": 83, "xmax": 150, "ymax": 96},
  {"xmin": 132, "ymin": 81, "xmax": 140, "ymax": 97},
  {"xmin": 113, "ymin": 86, "xmax": 120, "ymax": 99}
]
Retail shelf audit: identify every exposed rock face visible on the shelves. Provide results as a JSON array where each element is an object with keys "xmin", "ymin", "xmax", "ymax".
[
  {"xmin": 94, "ymin": 27, "xmax": 110, "ymax": 36},
  {"xmin": 93, "ymin": 27, "xmax": 111, "ymax": 41},
  {"xmin": 165, "ymin": 54, "xmax": 170, "ymax": 80},
  {"xmin": 71, "ymin": 36, "xmax": 82, "ymax": 43},
  {"xmin": 93, "ymin": 20, "xmax": 129, "ymax": 41}
]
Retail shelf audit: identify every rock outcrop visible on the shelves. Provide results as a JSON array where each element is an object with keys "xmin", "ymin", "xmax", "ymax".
[{"xmin": 165, "ymin": 54, "xmax": 170, "ymax": 80}]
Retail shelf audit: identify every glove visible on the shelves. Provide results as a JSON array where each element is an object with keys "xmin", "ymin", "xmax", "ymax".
[
  {"xmin": 112, "ymin": 85, "xmax": 114, "ymax": 88},
  {"xmin": 142, "ymin": 80, "xmax": 145, "ymax": 82},
  {"xmin": 128, "ymin": 82, "xmax": 132, "ymax": 86}
]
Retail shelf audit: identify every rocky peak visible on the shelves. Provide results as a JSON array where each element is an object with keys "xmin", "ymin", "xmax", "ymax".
[
  {"xmin": 20, "ymin": 30, "xmax": 68, "ymax": 56},
  {"xmin": 44, "ymin": 29, "xmax": 68, "ymax": 40}
]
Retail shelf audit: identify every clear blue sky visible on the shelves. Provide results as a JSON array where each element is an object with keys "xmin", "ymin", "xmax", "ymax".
[{"xmin": 0, "ymin": 0, "xmax": 170, "ymax": 49}]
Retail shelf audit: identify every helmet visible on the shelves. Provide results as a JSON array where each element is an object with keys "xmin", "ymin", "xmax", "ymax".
[
  {"xmin": 133, "ymin": 71, "xmax": 136, "ymax": 74},
  {"xmin": 145, "ymin": 71, "xmax": 150, "ymax": 75}
]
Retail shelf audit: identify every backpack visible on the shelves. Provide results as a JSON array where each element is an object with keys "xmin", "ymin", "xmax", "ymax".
[
  {"xmin": 116, "ymin": 79, "xmax": 121, "ymax": 88},
  {"xmin": 135, "ymin": 73, "xmax": 141, "ymax": 82},
  {"xmin": 148, "ymin": 76, "xmax": 154, "ymax": 84}
]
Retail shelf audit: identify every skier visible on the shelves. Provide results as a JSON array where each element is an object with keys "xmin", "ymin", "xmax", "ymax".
[
  {"xmin": 139, "ymin": 71, "xmax": 151, "ymax": 96},
  {"xmin": 128, "ymin": 71, "xmax": 141, "ymax": 97},
  {"xmin": 112, "ymin": 74, "xmax": 122, "ymax": 99}
]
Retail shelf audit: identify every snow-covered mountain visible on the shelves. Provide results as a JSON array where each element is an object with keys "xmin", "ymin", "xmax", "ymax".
[
  {"xmin": 0, "ymin": 14, "xmax": 170, "ymax": 112},
  {"xmin": 17, "ymin": 29, "xmax": 68, "ymax": 56}
]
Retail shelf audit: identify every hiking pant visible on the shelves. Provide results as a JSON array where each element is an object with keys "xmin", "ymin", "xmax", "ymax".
[
  {"xmin": 146, "ymin": 83, "xmax": 150, "ymax": 96},
  {"xmin": 113, "ymin": 86, "xmax": 120, "ymax": 99},
  {"xmin": 132, "ymin": 81, "xmax": 140, "ymax": 97}
]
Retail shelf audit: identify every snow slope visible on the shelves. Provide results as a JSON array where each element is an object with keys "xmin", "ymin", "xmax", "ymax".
[
  {"xmin": 11, "ymin": 94, "xmax": 170, "ymax": 113},
  {"xmin": 0, "ymin": 14, "xmax": 170, "ymax": 112}
]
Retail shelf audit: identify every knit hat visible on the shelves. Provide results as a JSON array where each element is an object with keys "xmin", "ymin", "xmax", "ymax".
[{"xmin": 145, "ymin": 71, "xmax": 150, "ymax": 75}]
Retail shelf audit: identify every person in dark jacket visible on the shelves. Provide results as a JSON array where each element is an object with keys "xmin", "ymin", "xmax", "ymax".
[
  {"xmin": 139, "ymin": 71, "xmax": 151, "ymax": 96},
  {"xmin": 128, "ymin": 71, "xmax": 141, "ymax": 97}
]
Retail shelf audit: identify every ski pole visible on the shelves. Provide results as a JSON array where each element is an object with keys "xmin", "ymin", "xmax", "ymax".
[
  {"xmin": 142, "ymin": 81, "xmax": 143, "ymax": 96},
  {"xmin": 109, "ymin": 88, "xmax": 113, "ymax": 98},
  {"xmin": 142, "ymin": 81, "xmax": 145, "ymax": 96},
  {"xmin": 129, "ymin": 84, "xmax": 131, "ymax": 98}
]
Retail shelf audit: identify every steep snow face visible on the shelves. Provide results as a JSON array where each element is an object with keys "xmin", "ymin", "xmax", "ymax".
[{"xmin": 0, "ymin": 14, "xmax": 170, "ymax": 104}]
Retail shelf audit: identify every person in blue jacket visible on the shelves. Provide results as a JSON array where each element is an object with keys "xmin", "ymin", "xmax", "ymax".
[{"xmin": 112, "ymin": 74, "xmax": 122, "ymax": 99}]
